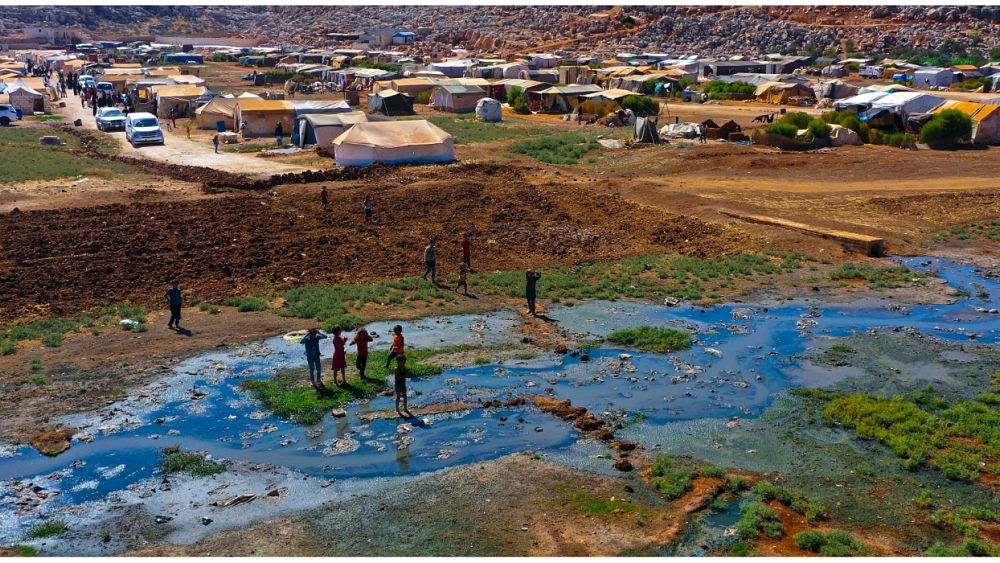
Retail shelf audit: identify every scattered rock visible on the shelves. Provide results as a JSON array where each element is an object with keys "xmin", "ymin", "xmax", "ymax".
[
  {"xmin": 30, "ymin": 426, "xmax": 76, "ymax": 456},
  {"xmin": 613, "ymin": 458, "xmax": 634, "ymax": 472}
]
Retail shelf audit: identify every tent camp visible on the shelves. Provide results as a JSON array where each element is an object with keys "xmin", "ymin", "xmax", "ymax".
[
  {"xmin": 581, "ymin": 88, "xmax": 635, "ymax": 104},
  {"xmin": 376, "ymin": 77, "xmax": 436, "ymax": 97},
  {"xmin": 754, "ymin": 81, "xmax": 815, "ymax": 104},
  {"xmin": 195, "ymin": 97, "xmax": 240, "ymax": 129},
  {"xmin": 913, "ymin": 68, "xmax": 953, "ymax": 89},
  {"xmin": 331, "ymin": 120, "xmax": 454, "ymax": 166},
  {"xmin": 430, "ymin": 83, "xmax": 486, "ymax": 113},
  {"xmin": 868, "ymin": 92, "xmax": 944, "ymax": 120},
  {"xmin": 930, "ymin": 100, "xmax": 1000, "ymax": 144},
  {"xmin": 367, "ymin": 89, "xmax": 415, "ymax": 115},
  {"xmin": 234, "ymin": 98, "xmax": 296, "ymax": 137},
  {"xmin": 294, "ymin": 111, "xmax": 375, "ymax": 147},
  {"xmin": 833, "ymin": 91, "xmax": 889, "ymax": 112},
  {"xmin": 426, "ymin": 60, "xmax": 474, "ymax": 78},
  {"xmin": 152, "ymin": 84, "xmax": 210, "ymax": 118}
]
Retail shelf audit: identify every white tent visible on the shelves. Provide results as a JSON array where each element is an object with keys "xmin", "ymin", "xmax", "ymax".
[
  {"xmin": 868, "ymin": 92, "xmax": 944, "ymax": 120},
  {"xmin": 332, "ymin": 120, "xmax": 454, "ymax": 167},
  {"xmin": 475, "ymin": 98, "xmax": 502, "ymax": 122},
  {"xmin": 833, "ymin": 91, "xmax": 889, "ymax": 112},
  {"xmin": 295, "ymin": 111, "xmax": 372, "ymax": 147}
]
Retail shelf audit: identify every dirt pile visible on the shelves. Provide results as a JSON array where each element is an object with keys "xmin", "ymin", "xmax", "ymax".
[
  {"xmin": 525, "ymin": 394, "xmax": 640, "ymax": 471},
  {"xmin": 0, "ymin": 164, "xmax": 736, "ymax": 321},
  {"xmin": 29, "ymin": 426, "xmax": 75, "ymax": 456}
]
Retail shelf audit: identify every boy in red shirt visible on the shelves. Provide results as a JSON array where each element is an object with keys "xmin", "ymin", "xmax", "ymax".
[{"xmin": 350, "ymin": 327, "xmax": 374, "ymax": 378}]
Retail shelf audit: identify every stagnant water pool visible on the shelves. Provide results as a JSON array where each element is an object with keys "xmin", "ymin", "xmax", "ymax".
[{"xmin": 2, "ymin": 257, "xmax": 999, "ymax": 549}]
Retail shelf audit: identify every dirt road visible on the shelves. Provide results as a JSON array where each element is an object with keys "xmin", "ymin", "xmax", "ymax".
[{"xmin": 56, "ymin": 96, "xmax": 308, "ymax": 175}]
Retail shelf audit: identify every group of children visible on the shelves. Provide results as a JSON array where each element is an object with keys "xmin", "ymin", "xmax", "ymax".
[{"xmin": 300, "ymin": 323, "xmax": 412, "ymax": 417}]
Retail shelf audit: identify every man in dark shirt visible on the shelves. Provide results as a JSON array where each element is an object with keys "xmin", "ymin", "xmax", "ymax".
[
  {"xmin": 526, "ymin": 269, "xmax": 542, "ymax": 316},
  {"xmin": 166, "ymin": 280, "xmax": 183, "ymax": 330},
  {"xmin": 460, "ymin": 233, "xmax": 472, "ymax": 271}
]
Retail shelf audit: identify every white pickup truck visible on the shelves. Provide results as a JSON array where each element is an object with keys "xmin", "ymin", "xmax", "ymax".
[{"xmin": 859, "ymin": 66, "xmax": 883, "ymax": 79}]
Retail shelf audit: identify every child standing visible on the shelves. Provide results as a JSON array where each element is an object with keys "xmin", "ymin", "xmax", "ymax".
[
  {"xmin": 384, "ymin": 325, "xmax": 405, "ymax": 368},
  {"xmin": 350, "ymin": 327, "xmax": 374, "ymax": 379},
  {"xmin": 455, "ymin": 263, "xmax": 469, "ymax": 295},
  {"xmin": 394, "ymin": 354, "xmax": 411, "ymax": 418},
  {"xmin": 300, "ymin": 328, "xmax": 327, "ymax": 387},
  {"xmin": 330, "ymin": 325, "xmax": 348, "ymax": 385}
]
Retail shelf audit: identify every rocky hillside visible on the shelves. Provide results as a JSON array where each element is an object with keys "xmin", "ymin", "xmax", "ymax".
[{"xmin": 3, "ymin": 5, "xmax": 999, "ymax": 58}]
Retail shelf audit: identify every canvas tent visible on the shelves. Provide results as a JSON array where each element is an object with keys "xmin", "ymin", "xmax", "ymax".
[
  {"xmin": 152, "ymin": 84, "xmax": 210, "ymax": 118},
  {"xmin": 475, "ymin": 98, "xmax": 502, "ymax": 122},
  {"xmin": 868, "ymin": 92, "xmax": 944, "ymax": 121},
  {"xmin": 291, "ymin": 100, "xmax": 351, "ymax": 115},
  {"xmin": 4, "ymin": 78, "xmax": 49, "ymax": 114},
  {"xmin": 817, "ymin": 80, "xmax": 859, "ymax": 100},
  {"xmin": 367, "ymin": 89, "xmax": 415, "ymax": 115},
  {"xmin": 581, "ymin": 88, "xmax": 634, "ymax": 104},
  {"xmin": 331, "ymin": 120, "xmax": 454, "ymax": 166},
  {"xmin": 913, "ymin": 68, "xmax": 953, "ymax": 89},
  {"xmin": 234, "ymin": 98, "xmax": 296, "ymax": 137},
  {"xmin": 633, "ymin": 116, "xmax": 661, "ymax": 144},
  {"xmin": 753, "ymin": 81, "xmax": 815, "ymax": 104},
  {"xmin": 530, "ymin": 84, "xmax": 602, "ymax": 113},
  {"xmin": 195, "ymin": 97, "xmax": 239, "ymax": 129},
  {"xmin": 377, "ymin": 77, "xmax": 436, "ymax": 97},
  {"xmin": 430, "ymin": 83, "xmax": 486, "ymax": 113},
  {"xmin": 294, "ymin": 111, "xmax": 373, "ymax": 147},
  {"xmin": 930, "ymin": 100, "xmax": 1000, "ymax": 144}
]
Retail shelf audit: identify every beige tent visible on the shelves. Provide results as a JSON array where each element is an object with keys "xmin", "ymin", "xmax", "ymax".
[
  {"xmin": 234, "ymin": 98, "xmax": 296, "ymax": 138},
  {"xmin": 195, "ymin": 97, "xmax": 239, "ymax": 129},
  {"xmin": 4, "ymin": 78, "xmax": 49, "ymax": 114},
  {"xmin": 430, "ymin": 83, "xmax": 486, "ymax": 113},
  {"xmin": 930, "ymin": 100, "xmax": 1000, "ymax": 144},
  {"xmin": 754, "ymin": 81, "xmax": 815, "ymax": 104},
  {"xmin": 296, "ymin": 111, "xmax": 372, "ymax": 147},
  {"xmin": 332, "ymin": 120, "xmax": 454, "ymax": 166},
  {"xmin": 382, "ymin": 77, "xmax": 437, "ymax": 97},
  {"xmin": 151, "ymin": 84, "xmax": 209, "ymax": 118}
]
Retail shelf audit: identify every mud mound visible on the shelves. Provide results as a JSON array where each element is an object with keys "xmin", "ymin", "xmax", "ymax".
[{"xmin": 30, "ymin": 426, "xmax": 75, "ymax": 456}]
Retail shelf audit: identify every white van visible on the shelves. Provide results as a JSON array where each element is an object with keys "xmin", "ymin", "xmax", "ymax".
[{"xmin": 124, "ymin": 112, "xmax": 164, "ymax": 147}]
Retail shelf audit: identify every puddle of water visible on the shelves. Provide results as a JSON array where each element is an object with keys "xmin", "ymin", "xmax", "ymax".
[{"xmin": 4, "ymin": 257, "xmax": 1000, "ymax": 548}]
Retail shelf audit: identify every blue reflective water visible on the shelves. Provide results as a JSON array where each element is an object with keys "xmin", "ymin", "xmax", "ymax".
[{"xmin": 2, "ymin": 257, "xmax": 998, "ymax": 543}]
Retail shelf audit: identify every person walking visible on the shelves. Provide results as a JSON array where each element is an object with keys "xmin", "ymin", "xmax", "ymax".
[
  {"xmin": 525, "ymin": 269, "xmax": 542, "ymax": 316},
  {"xmin": 455, "ymin": 263, "xmax": 469, "ymax": 296},
  {"xmin": 213, "ymin": 134, "xmax": 220, "ymax": 154},
  {"xmin": 330, "ymin": 325, "xmax": 348, "ymax": 386},
  {"xmin": 384, "ymin": 325, "xmax": 405, "ymax": 368},
  {"xmin": 274, "ymin": 122, "xmax": 284, "ymax": 146},
  {"xmin": 350, "ymin": 326, "xmax": 374, "ymax": 379},
  {"xmin": 169, "ymin": 105, "xmax": 179, "ymax": 129},
  {"xmin": 363, "ymin": 193, "xmax": 373, "ymax": 223},
  {"xmin": 460, "ymin": 233, "xmax": 472, "ymax": 271},
  {"xmin": 320, "ymin": 186, "xmax": 330, "ymax": 210},
  {"xmin": 421, "ymin": 239, "xmax": 437, "ymax": 284},
  {"xmin": 394, "ymin": 354, "xmax": 411, "ymax": 418},
  {"xmin": 165, "ymin": 280, "xmax": 183, "ymax": 330},
  {"xmin": 300, "ymin": 328, "xmax": 327, "ymax": 387},
  {"xmin": 92, "ymin": 97, "xmax": 98, "ymax": 116},
  {"xmin": 699, "ymin": 125, "xmax": 707, "ymax": 144}
]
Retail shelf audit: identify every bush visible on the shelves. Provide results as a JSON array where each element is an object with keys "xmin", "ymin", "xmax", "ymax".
[
  {"xmin": 160, "ymin": 447, "xmax": 225, "ymax": 476},
  {"xmin": 766, "ymin": 122, "xmax": 799, "ymax": 138},
  {"xmin": 807, "ymin": 119, "xmax": 832, "ymax": 139},
  {"xmin": 703, "ymin": 80, "xmax": 755, "ymax": 100},
  {"xmin": 737, "ymin": 500, "xmax": 783, "ymax": 540},
  {"xmin": 606, "ymin": 326, "xmax": 692, "ymax": 353},
  {"xmin": 780, "ymin": 112, "xmax": 812, "ymax": 129},
  {"xmin": 794, "ymin": 530, "xmax": 827, "ymax": 552},
  {"xmin": 506, "ymin": 86, "xmax": 524, "ymax": 107},
  {"xmin": 870, "ymin": 130, "xmax": 916, "ymax": 148},
  {"xmin": 416, "ymin": 89, "xmax": 433, "ymax": 104},
  {"xmin": 920, "ymin": 109, "xmax": 973, "ymax": 145},
  {"xmin": 619, "ymin": 95, "xmax": 659, "ymax": 116},
  {"xmin": 578, "ymin": 100, "xmax": 620, "ymax": 117},
  {"xmin": 649, "ymin": 456, "xmax": 696, "ymax": 499}
]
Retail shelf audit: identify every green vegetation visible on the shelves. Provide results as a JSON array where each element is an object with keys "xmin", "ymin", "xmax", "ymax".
[
  {"xmin": 703, "ymin": 80, "xmax": 755, "ymax": 100},
  {"xmin": 0, "ymin": 302, "xmax": 148, "ymax": 354},
  {"xmin": 821, "ymin": 110, "xmax": 869, "ymax": 142},
  {"xmin": 619, "ymin": 95, "xmax": 659, "ymax": 116},
  {"xmin": 0, "ymin": 128, "xmax": 135, "ymax": 183},
  {"xmin": 780, "ymin": 112, "xmax": 813, "ymax": 129},
  {"xmin": 794, "ymin": 529, "xmax": 869, "ymax": 556},
  {"xmin": 7, "ymin": 545, "xmax": 38, "ymax": 556},
  {"xmin": 919, "ymin": 109, "xmax": 973, "ymax": 146},
  {"xmin": 511, "ymin": 132, "xmax": 600, "ymax": 165},
  {"xmin": 828, "ymin": 262, "xmax": 919, "ymax": 288},
  {"xmin": 198, "ymin": 303, "xmax": 221, "ymax": 315},
  {"xmin": 354, "ymin": 59, "xmax": 403, "ymax": 74},
  {"xmin": 648, "ymin": 455, "xmax": 696, "ymax": 499},
  {"xmin": 28, "ymin": 520, "xmax": 69, "ymax": 538},
  {"xmin": 30, "ymin": 115, "xmax": 64, "ymax": 121},
  {"xmin": 558, "ymin": 485, "xmax": 652, "ymax": 518},
  {"xmin": 506, "ymin": 86, "xmax": 531, "ymax": 115},
  {"xmin": 160, "ymin": 446, "xmax": 225, "ymax": 476},
  {"xmin": 736, "ymin": 500, "xmax": 784, "ymax": 540},
  {"xmin": 220, "ymin": 295, "xmax": 269, "ymax": 312},
  {"xmin": 240, "ymin": 349, "xmax": 442, "ymax": 424},
  {"xmin": 927, "ymin": 538, "xmax": 1000, "ymax": 557},
  {"xmin": 606, "ymin": 326, "xmax": 692, "ymax": 354},
  {"xmin": 869, "ymin": 130, "xmax": 916, "ymax": 148},
  {"xmin": 750, "ymin": 481, "xmax": 827, "ymax": 523},
  {"xmin": 829, "ymin": 344, "xmax": 856, "ymax": 354},
  {"xmin": 424, "ymin": 115, "xmax": 551, "ymax": 145},
  {"xmin": 765, "ymin": 122, "xmax": 799, "ymax": 138},
  {"xmin": 222, "ymin": 142, "xmax": 274, "ymax": 154},
  {"xmin": 806, "ymin": 119, "xmax": 832, "ymax": 139},
  {"xmin": 822, "ymin": 393, "xmax": 1000, "ymax": 481},
  {"xmin": 950, "ymin": 77, "xmax": 994, "ymax": 91},
  {"xmin": 930, "ymin": 220, "xmax": 1000, "ymax": 244}
]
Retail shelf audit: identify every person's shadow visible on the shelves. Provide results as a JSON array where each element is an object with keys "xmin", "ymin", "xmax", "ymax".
[{"xmin": 172, "ymin": 327, "xmax": 193, "ymax": 337}]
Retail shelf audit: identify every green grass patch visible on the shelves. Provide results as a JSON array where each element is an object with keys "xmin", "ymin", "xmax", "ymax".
[
  {"xmin": 0, "ymin": 302, "xmax": 148, "ymax": 351},
  {"xmin": 649, "ymin": 455, "xmax": 696, "ymax": 499},
  {"xmin": 159, "ymin": 446, "xmax": 225, "ymax": 476},
  {"xmin": 220, "ymin": 295, "xmax": 270, "ymax": 312},
  {"xmin": 736, "ymin": 500, "xmax": 783, "ymax": 540},
  {"xmin": 424, "ymin": 115, "xmax": 555, "ymax": 145},
  {"xmin": 239, "ymin": 349, "xmax": 442, "ymax": 424},
  {"xmin": 222, "ymin": 142, "xmax": 273, "ymax": 153},
  {"xmin": 30, "ymin": 115, "xmax": 64, "ymax": 121},
  {"xmin": 511, "ymin": 132, "xmax": 600, "ymax": 165},
  {"xmin": 0, "ymin": 127, "xmax": 135, "ymax": 182},
  {"xmin": 794, "ymin": 529, "xmax": 870, "ymax": 556},
  {"xmin": 7, "ymin": 545, "xmax": 38, "ymax": 556},
  {"xmin": 828, "ymin": 262, "xmax": 920, "ymax": 289},
  {"xmin": 606, "ymin": 326, "xmax": 691, "ymax": 354},
  {"xmin": 198, "ymin": 303, "xmax": 221, "ymax": 315},
  {"xmin": 28, "ymin": 520, "xmax": 68, "ymax": 538},
  {"xmin": 750, "ymin": 481, "xmax": 827, "ymax": 522},
  {"xmin": 555, "ymin": 484, "xmax": 652, "ymax": 519}
]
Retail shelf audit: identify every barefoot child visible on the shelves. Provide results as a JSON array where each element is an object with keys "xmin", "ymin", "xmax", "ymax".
[
  {"xmin": 394, "ymin": 355, "xmax": 411, "ymax": 418},
  {"xmin": 350, "ymin": 327, "xmax": 374, "ymax": 378},
  {"xmin": 330, "ymin": 325, "xmax": 348, "ymax": 385},
  {"xmin": 384, "ymin": 325, "xmax": 404, "ymax": 368},
  {"xmin": 300, "ymin": 328, "xmax": 327, "ymax": 387},
  {"xmin": 455, "ymin": 263, "xmax": 469, "ymax": 295}
]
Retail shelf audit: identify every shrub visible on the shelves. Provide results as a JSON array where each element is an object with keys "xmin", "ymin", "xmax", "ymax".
[
  {"xmin": 41, "ymin": 332, "xmax": 63, "ymax": 348},
  {"xmin": 766, "ymin": 122, "xmax": 799, "ymax": 138},
  {"xmin": 794, "ymin": 530, "xmax": 827, "ymax": 552},
  {"xmin": 29, "ymin": 520, "xmax": 69, "ymax": 538},
  {"xmin": 649, "ymin": 456, "xmax": 696, "ymax": 499},
  {"xmin": 737, "ymin": 500, "xmax": 783, "ymax": 540},
  {"xmin": 221, "ymin": 295, "xmax": 269, "ymax": 312},
  {"xmin": 807, "ymin": 119, "xmax": 832, "ymax": 139},
  {"xmin": 620, "ymin": 95, "xmax": 659, "ymax": 116},
  {"xmin": 780, "ymin": 112, "xmax": 812, "ymax": 129},
  {"xmin": 919, "ymin": 109, "xmax": 973, "ymax": 145},
  {"xmin": 606, "ymin": 326, "xmax": 692, "ymax": 353},
  {"xmin": 506, "ymin": 86, "xmax": 524, "ymax": 107},
  {"xmin": 703, "ymin": 80, "xmax": 755, "ymax": 100},
  {"xmin": 416, "ymin": 89, "xmax": 433, "ymax": 104},
  {"xmin": 160, "ymin": 446, "xmax": 225, "ymax": 476}
]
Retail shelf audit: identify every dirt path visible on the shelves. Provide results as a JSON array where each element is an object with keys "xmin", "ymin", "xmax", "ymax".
[{"xmin": 56, "ymin": 96, "xmax": 308, "ymax": 175}]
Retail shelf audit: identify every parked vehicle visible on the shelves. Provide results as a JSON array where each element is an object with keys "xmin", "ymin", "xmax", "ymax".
[
  {"xmin": 96, "ymin": 81, "xmax": 115, "ymax": 96},
  {"xmin": 124, "ymin": 112, "xmax": 164, "ymax": 146},
  {"xmin": 0, "ymin": 103, "xmax": 21, "ymax": 126},
  {"xmin": 860, "ymin": 65, "xmax": 883, "ymax": 79},
  {"xmin": 79, "ymin": 75, "xmax": 96, "ymax": 89},
  {"xmin": 96, "ymin": 107, "xmax": 127, "ymax": 131}
]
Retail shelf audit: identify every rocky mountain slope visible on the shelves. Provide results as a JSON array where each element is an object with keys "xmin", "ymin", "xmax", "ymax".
[{"xmin": 2, "ymin": 5, "xmax": 998, "ymax": 58}]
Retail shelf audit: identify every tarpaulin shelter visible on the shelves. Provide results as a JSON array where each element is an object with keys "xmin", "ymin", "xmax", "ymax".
[
  {"xmin": 430, "ymin": 83, "xmax": 486, "ymax": 113},
  {"xmin": 294, "ymin": 111, "xmax": 374, "ymax": 147},
  {"xmin": 195, "ymin": 97, "xmax": 239, "ymax": 129},
  {"xmin": 817, "ymin": 80, "xmax": 859, "ymax": 100},
  {"xmin": 475, "ymin": 97, "xmax": 503, "ymax": 122},
  {"xmin": 367, "ymin": 89, "xmax": 415, "ymax": 115},
  {"xmin": 234, "ymin": 98, "xmax": 295, "ymax": 137},
  {"xmin": 151, "ymin": 84, "xmax": 210, "ymax": 118},
  {"xmin": 753, "ymin": 81, "xmax": 815, "ymax": 104},
  {"xmin": 529, "ymin": 84, "xmax": 602, "ymax": 113},
  {"xmin": 332, "ymin": 120, "xmax": 454, "ymax": 166},
  {"xmin": 374, "ymin": 77, "xmax": 436, "ymax": 97},
  {"xmin": 291, "ymin": 100, "xmax": 351, "ymax": 115},
  {"xmin": 632, "ymin": 116, "xmax": 661, "ymax": 144}
]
